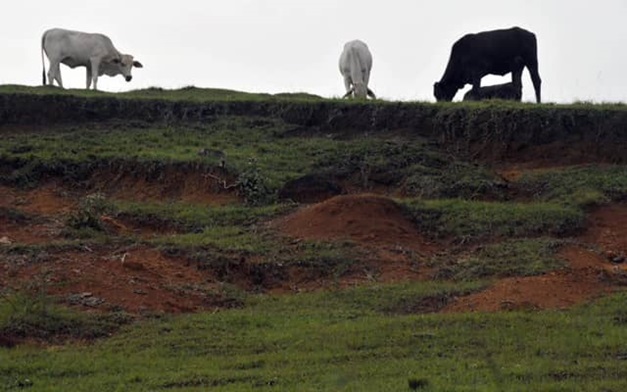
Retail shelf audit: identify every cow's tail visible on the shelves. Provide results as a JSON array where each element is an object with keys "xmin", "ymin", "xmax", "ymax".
[{"xmin": 41, "ymin": 31, "xmax": 47, "ymax": 85}]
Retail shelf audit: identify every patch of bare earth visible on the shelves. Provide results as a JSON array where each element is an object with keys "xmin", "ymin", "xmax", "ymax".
[
  {"xmin": 90, "ymin": 168, "xmax": 239, "ymax": 206},
  {"xmin": 444, "ymin": 204, "xmax": 627, "ymax": 313},
  {"xmin": 0, "ymin": 218, "xmax": 63, "ymax": 245},
  {"xmin": 0, "ymin": 183, "xmax": 73, "ymax": 244},
  {"xmin": 0, "ymin": 183, "xmax": 76, "ymax": 215},
  {"xmin": 3, "ymin": 246, "xmax": 221, "ymax": 314},
  {"xmin": 0, "ymin": 181, "xmax": 238, "ymax": 315},
  {"xmin": 2, "ymin": 179, "xmax": 627, "ymax": 317}
]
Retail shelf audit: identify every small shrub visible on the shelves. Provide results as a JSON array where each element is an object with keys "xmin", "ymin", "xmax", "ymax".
[
  {"xmin": 238, "ymin": 159, "xmax": 274, "ymax": 206},
  {"xmin": 66, "ymin": 193, "xmax": 111, "ymax": 231}
]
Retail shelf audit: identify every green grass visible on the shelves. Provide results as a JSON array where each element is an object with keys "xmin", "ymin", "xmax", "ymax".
[
  {"xmin": 2, "ymin": 86, "xmax": 627, "ymax": 391},
  {"xmin": 516, "ymin": 165, "xmax": 627, "ymax": 206},
  {"xmin": 0, "ymin": 85, "xmax": 326, "ymax": 103},
  {"xmin": 279, "ymin": 241, "xmax": 360, "ymax": 279},
  {"xmin": 115, "ymin": 201, "xmax": 293, "ymax": 231},
  {"xmin": 1, "ymin": 288, "xmax": 626, "ymax": 391},
  {"xmin": 0, "ymin": 293, "xmax": 132, "ymax": 344},
  {"xmin": 149, "ymin": 226, "xmax": 271, "ymax": 253},
  {"xmin": 402, "ymin": 199, "xmax": 585, "ymax": 242},
  {"xmin": 0, "ymin": 118, "xmax": 507, "ymax": 201},
  {"xmin": 434, "ymin": 238, "xmax": 566, "ymax": 280},
  {"xmin": 404, "ymin": 161, "xmax": 506, "ymax": 199},
  {"xmin": 4, "ymin": 84, "xmax": 627, "ymax": 109}
]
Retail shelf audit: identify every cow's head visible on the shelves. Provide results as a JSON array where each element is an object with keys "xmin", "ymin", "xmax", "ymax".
[
  {"xmin": 353, "ymin": 82, "xmax": 369, "ymax": 99},
  {"xmin": 101, "ymin": 54, "xmax": 143, "ymax": 82},
  {"xmin": 433, "ymin": 82, "xmax": 458, "ymax": 102},
  {"xmin": 343, "ymin": 82, "xmax": 369, "ymax": 99}
]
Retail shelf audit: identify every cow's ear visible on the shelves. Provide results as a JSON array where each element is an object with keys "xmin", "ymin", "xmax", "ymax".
[{"xmin": 133, "ymin": 61, "xmax": 143, "ymax": 68}]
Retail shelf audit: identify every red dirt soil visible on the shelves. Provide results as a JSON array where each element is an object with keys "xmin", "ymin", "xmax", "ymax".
[
  {"xmin": 274, "ymin": 194, "xmax": 437, "ymax": 251},
  {"xmin": 271, "ymin": 194, "xmax": 440, "ymax": 290},
  {"xmin": 443, "ymin": 246, "xmax": 625, "ymax": 312},
  {"xmin": 443, "ymin": 205, "xmax": 627, "ymax": 313},
  {"xmin": 275, "ymin": 195, "xmax": 626, "ymax": 312},
  {"xmin": 3, "ymin": 246, "xmax": 220, "ymax": 314},
  {"xmin": 0, "ymin": 183, "xmax": 76, "ymax": 215},
  {"xmin": 90, "ymin": 168, "xmax": 239, "ymax": 205},
  {"xmin": 1, "ymin": 181, "xmax": 626, "ymax": 316}
]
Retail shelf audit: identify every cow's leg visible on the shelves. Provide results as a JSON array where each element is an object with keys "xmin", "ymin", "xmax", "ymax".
[
  {"xmin": 48, "ymin": 60, "xmax": 62, "ymax": 87},
  {"xmin": 511, "ymin": 57, "xmax": 525, "ymax": 90},
  {"xmin": 343, "ymin": 76, "xmax": 353, "ymax": 98},
  {"xmin": 85, "ymin": 67, "xmax": 92, "ymax": 90},
  {"xmin": 90, "ymin": 58, "xmax": 100, "ymax": 90},
  {"xmin": 527, "ymin": 61, "xmax": 542, "ymax": 103},
  {"xmin": 512, "ymin": 70, "xmax": 523, "ymax": 89},
  {"xmin": 47, "ymin": 68, "xmax": 55, "ymax": 87},
  {"xmin": 53, "ymin": 63, "xmax": 63, "ymax": 88},
  {"xmin": 363, "ymin": 70, "xmax": 375, "ymax": 99},
  {"xmin": 471, "ymin": 74, "xmax": 482, "ymax": 95}
]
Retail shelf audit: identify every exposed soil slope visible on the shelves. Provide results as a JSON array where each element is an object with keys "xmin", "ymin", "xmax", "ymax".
[
  {"xmin": 443, "ymin": 205, "xmax": 627, "ymax": 312},
  {"xmin": 1, "ymin": 182, "xmax": 626, "ymax": 317}
]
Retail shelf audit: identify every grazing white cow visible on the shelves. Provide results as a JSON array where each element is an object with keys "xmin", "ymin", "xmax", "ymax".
[
  {"xmin": 41, "ymin": 28, "xmax": 143, "ymax": 90},
  {"xmin": 339, "ymin": 40, "xmax": 376, "ymax": 99}
]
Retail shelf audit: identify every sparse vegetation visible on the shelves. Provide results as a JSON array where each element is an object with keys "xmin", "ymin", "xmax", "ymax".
[
  {"xmin": 1, "ymin": 86, "xmax": 627, "ymax": 391},
  {"xmin": 1, "ymin": 290, "xmax": 626, "ymax": 391},
  {"xmin": 434, "ymin": 238, "xmax": 566, "ymax": 280},
  {"xmin": 516, "ymin": 165, "xmax": 627, "ymax": 206},
  {"xmin": 0, "ymin": 291, "xmax": 132, "ymax": 345},
  {"xmin": 402, "ymin": 199, "xmax": 585, "ymax": 241},
  {"xmin": 66, "ymin": 193, "xmax": 111, "ymax": 231},
  {"xmin": 114, "ymin": 201, "xmax": 292, "ymax": 231}
]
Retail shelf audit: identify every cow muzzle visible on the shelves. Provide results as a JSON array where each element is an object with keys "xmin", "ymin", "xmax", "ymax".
[{"xmin": 125, "ymin": 76, "xmax": 133, "ymax": 82}]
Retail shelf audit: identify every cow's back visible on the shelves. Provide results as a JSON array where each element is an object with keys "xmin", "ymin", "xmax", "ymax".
[
  {"xmin": 43, "ymin": 28, "xmax": 117, "ymax": 64},
  {"xmin": 339, "ymin": 40, "xmax": 372, "ymax": 75},
  {"xmin": 454, "ymin": 27, "xmax": 537, "ymax": 75}
]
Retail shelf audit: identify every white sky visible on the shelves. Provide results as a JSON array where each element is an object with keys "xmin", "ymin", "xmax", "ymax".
[{"xmin": 2, "ymin": 0, "xmax": 627, "ymax": 103}]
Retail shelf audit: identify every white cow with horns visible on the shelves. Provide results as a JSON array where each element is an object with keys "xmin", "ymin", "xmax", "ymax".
[
  {"xmin": 41, "ymin": 28, "xmax": 143, "ymax": 90},
  {"xmin": 339, "ymin": 40, "xmax": 376, "ymax": 99}
]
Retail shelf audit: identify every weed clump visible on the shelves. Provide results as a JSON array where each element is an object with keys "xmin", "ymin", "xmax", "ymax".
[
  {"xmin": 66, "ymin": 193, "xmax": 111, "ymax": 232},
  {"xmin": 0, "ymin": 290, "xmax": 132, "ymax": 345},
  {"xmin": 237, "ymin": 159, "xmax": 274, "ymax": 206}
]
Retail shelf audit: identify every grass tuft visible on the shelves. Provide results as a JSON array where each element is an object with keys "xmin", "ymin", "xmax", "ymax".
[{"xmin": 402, "ymin": 199, "xmax": 585, "ymax": 242}]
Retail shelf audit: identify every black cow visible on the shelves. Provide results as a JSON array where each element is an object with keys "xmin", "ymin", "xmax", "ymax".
[
  {"xmin": 434, "ymin": 27, "xmax": 542, "ymax": 103},
  {"xmin": 463, "ymin": 82, "xmax": 522, "ymax": 102}
]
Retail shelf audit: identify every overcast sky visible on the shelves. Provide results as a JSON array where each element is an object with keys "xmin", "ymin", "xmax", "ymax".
[{"xmin": 3, "ymin": 0, "xmax": 627, "ymax": 102}]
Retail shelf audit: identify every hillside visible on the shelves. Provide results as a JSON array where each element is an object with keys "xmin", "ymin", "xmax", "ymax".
[{"xmin": 1, "ymin": 86, "xmax": 626, "ymax": 390}]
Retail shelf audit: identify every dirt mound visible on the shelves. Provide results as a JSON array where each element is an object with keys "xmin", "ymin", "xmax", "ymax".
[{"xmin": 275, "ymin": 194, "xmax": 434, "ymax": 250}]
